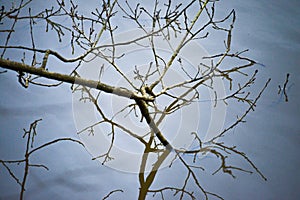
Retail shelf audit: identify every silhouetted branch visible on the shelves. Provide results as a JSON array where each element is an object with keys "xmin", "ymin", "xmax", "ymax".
[
  {"xmin": 102, "ymin": 189, "xmax": 124, "ymax": 200},
  {"xmin": 0, "ymin": 119, "xmax": 85, "ymax": 200},
  {"xmin": 278, "ymin": 73, "xmax": 290, "ymax": 102}
]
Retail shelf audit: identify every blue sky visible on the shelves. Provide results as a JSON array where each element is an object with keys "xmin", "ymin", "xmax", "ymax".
[{"xmin": 0, "ymin": 0, "xmax": 299, "ymax": 199}]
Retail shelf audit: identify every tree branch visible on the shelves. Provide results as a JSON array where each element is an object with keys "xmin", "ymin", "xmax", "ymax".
[{"xmin": 0, "ymin": 58, "xmax": 153, "ymax": 102}]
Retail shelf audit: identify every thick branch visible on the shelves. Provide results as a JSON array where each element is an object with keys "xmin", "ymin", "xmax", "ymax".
[
  {"xmin": 0, "ymin": 58, "xmax": 153, "ymax": 101},
  {"xmin": 135, "ymin": 98, "xmax": 172, "ymax": 149}
]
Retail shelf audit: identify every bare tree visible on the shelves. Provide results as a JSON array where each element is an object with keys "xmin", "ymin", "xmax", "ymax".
[{"xmin": 0, "ymin": 0, "xmax": 270, "ymax": 199}]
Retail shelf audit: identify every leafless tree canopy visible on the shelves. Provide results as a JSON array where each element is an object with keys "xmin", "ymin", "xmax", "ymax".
[{"xmin": 0, "ymin": 0, "xmax": 270, "ymax": 199}]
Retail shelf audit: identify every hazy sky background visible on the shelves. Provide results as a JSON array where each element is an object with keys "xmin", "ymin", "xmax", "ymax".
[{"xmin": 0, "ymin": 0, "xmax": 299, "ymax": 199}]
